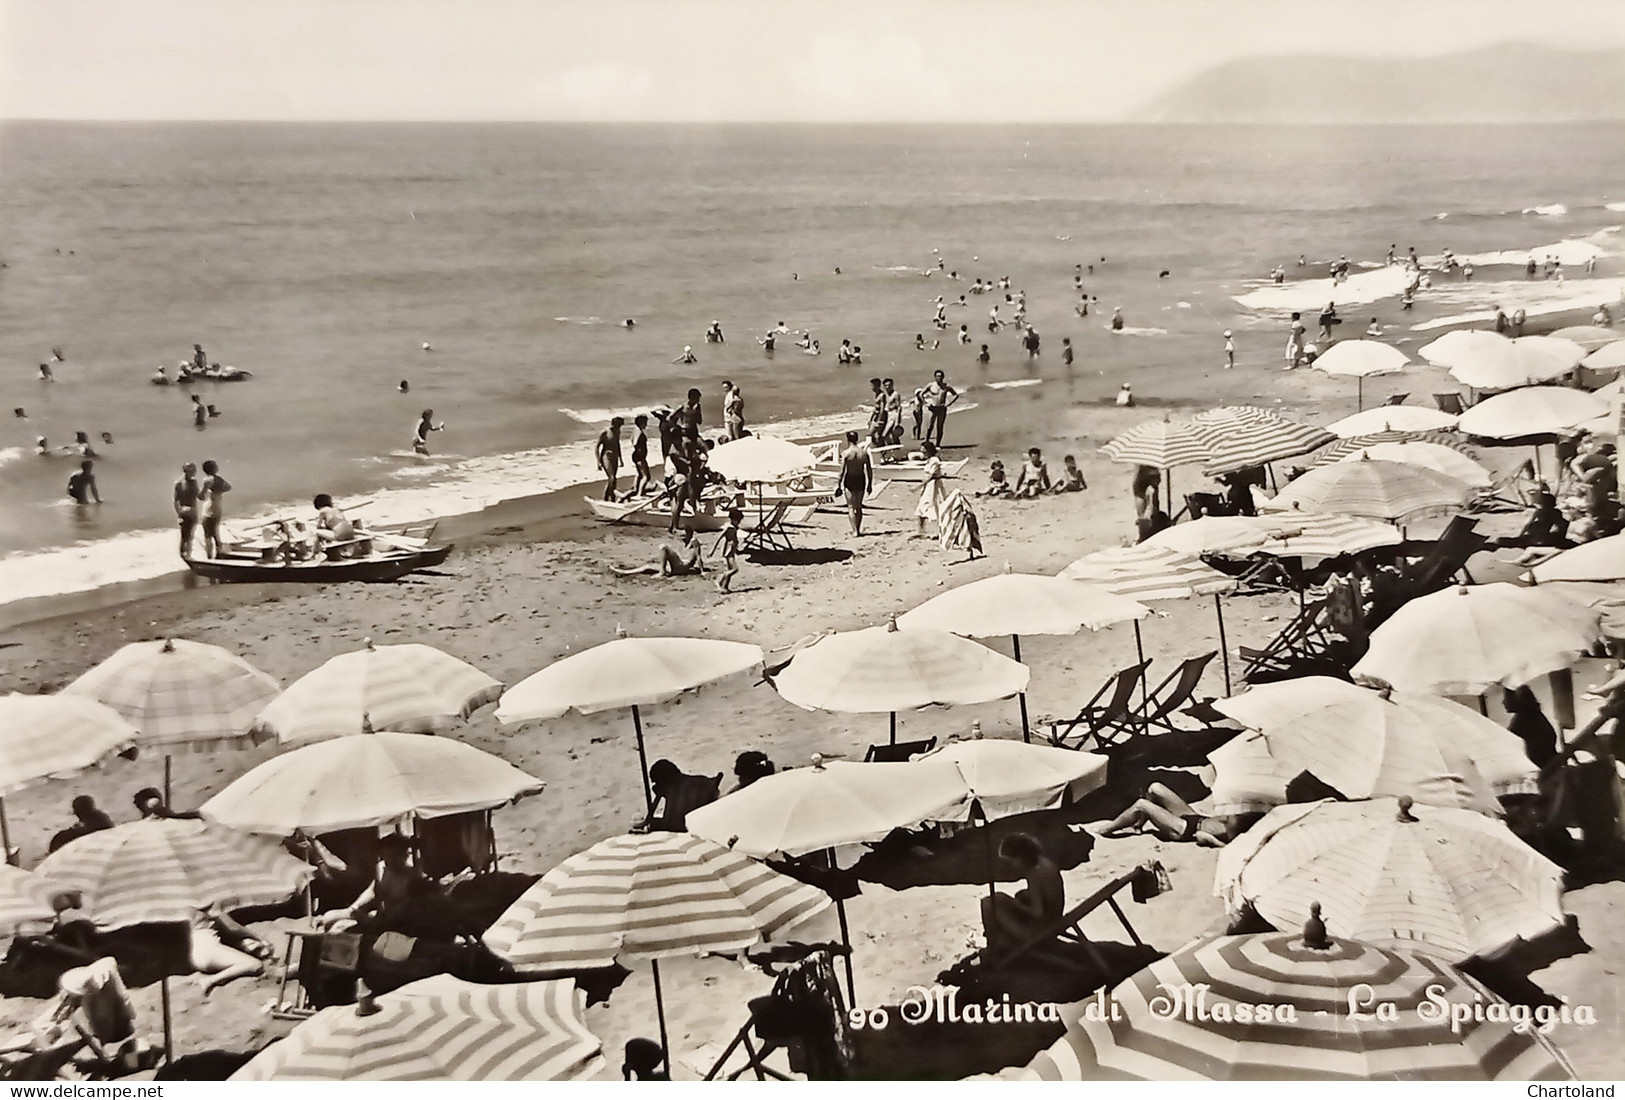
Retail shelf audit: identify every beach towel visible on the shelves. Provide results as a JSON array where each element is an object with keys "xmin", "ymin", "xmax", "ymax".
[{"xmin": 939, "ymin": 490, "xmax": 982, "ymax": 554}]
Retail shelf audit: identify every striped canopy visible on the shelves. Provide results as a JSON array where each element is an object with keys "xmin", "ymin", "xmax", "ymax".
[
  {"xmin": 496, "ymin": 637, "xmax": 764, "ymax": 725},
  {"xmin": 1214, "ymin": 798, "xmax": 1567, "ymax": 963},
  {"xmin": 251, "ymin": 641, "xmax": 501, "ymax": 746},
  {"xmin": 1323, "ymin": 407, "xmax": 1461, "ymax": 437},
  {"xmin": 1190, "ymin": 407, "xmax": 1336, "ymax": 477},
  {"xmin": 1309, "ymin": 339, "xmax": 1409, "ymax": 378},
  {"xmin": 63, "ymin": 638, "xmax": 279, "ymax": 754},
  {"xmin": 1530, "ymin": 532, "xmax": 1625, "ymax": 582},
  {"xmin": 1057, "ymin": 544, "xmax": 1238, "ymax": 601},
  {"xmin": 1212, "ymin": 677, "xmax": 1537, "ymax": 811},
  {"xmin": 1351, "ymin": 583, "xmax": 1602, "ymax": 696},
  {"xmin": 0, "ymin": 863, "xmax": 66, "ymax": 929},
  {"xmin": 482, "ymin": 832, "xmax": 831, "ymax": 971},
  {"xmin": 1264, "ymin": 458, "xmax": 1471, "ymax": 523},
  {"xmin": 0, "ymin": 694, "xmax": 137, "ymax": 794},
  {"xmin": 1145, "ymin": 513, "xmax": 1402, "ymax": 564},
  {"xmin": 1313, "ymin": 429, "xmax": 1475, "ymax": 460},
  {"xmin": 202, "ymin": 730, "xmax": 544, "ymax": 835},
  {"xmin": 897, "ymin": 574, "xmax": 1149, "ymax": 638},
  {"xmin": 687, "ymin": 758, "xmax": 971, "ymax": 858},
  {"xmin": 35, "ymin": 817, "xmax": 310, "ymax": 930},
  {"xmin": 770, "ymin": 621, "xmax": 1029, "ymax": 714},
  {"xmin": 1314, "ymin": 442, "xmax": 1492, "ymax": 488},
  {"xmin": 1100, "ymin": 417, "xmax": 1214, "ymax": 470},
  {"xmin": 232, "ymin": 976, "xmax": 604, "ymax": 1081},
  {"xmin": 1456, "ymin": 386, "xmax": 1609, "ymax": 440},
  {"xmin": 1018, "ymin": 930, "xmax": 1573, "ymax": 1080},
  {"xmin": 915, "ymin": 739, "xmax": 1109, "ymax": 820}
]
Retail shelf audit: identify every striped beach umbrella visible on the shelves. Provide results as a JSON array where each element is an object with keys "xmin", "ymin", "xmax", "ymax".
[
  {"xmin": 35, "ymin": 817, "xmax": 310, "ymax": 930},
  {"xmin": 200, "ymin": 730, "xmax": 544, "ymax": 836},
  {"xmin": 1323, "ymin": 407, "xmax": 1461, "ymax": 437},
  {"xmin": 898, "ymin": 574, "xmax": 1147, "ymax": 739},
  {"xmin": 1351, "ymin": 583, "xmax": 1601, "ymax": 696},
  {"xmin": 484, "ymin": 832, "xmax": 831, "ymax": 1074},
  {"xmin": 1018, "ymin": 927, "xmax": 1573, "ymax": 1080},
  {"xmin": 495, "ymin": 637, "xmax": 764, "ymax": 814},
  {"xmin": 64, "ymin": 638, "xmax": 279, "ymax": 755},
  {"xmin": 231, "ymin": 976, "xmax": 605, "ymax": 1081},
  {"xmin": 1101, "ymin": 416, "xmax": 1214, "ymax": 469},
  {"xmin": 1313, "ymin": 428, "xmax": 1474, "ymax": 457},
  {"xmin": 251, "ymin": 640, "xmax": 501, "ymax": 746},
  {"xmin": 1316, "ymin": 441, "xmax": 1493, "ymax": 488},
  {"xmin": 0, "ymin": 863, "xmax": 66, "ymax": 929},
  {"xmin": 1190, "ymin": 407, "xmax": 1335, "ymax": 477},
  {"xmin": 1248, "ymin": 511, "xmax": 1406, "ymax": 563},
  {"xmin": 1215, "ymin": 797, "xmax": 1567, "ymax": 963},
  {"xmin": 1212, "ymin": 677, "xmax": 1538, "ymax": 812},
  {"xmin": 1263, "ymin": 457, "xmax": 1471, "ymax": 523},
  {"xmin": 0, "ymin": 694, "xmax": 137, "ymax": 865}
]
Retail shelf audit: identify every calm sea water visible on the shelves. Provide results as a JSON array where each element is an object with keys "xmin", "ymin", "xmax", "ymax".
[{"xmin": 1, "ymin": 122, "xmax": 1622, "ymax": 601}]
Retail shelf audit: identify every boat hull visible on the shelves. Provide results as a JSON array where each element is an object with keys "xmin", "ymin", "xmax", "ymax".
[{"xmin": 185, "ymin": 544, "xmax": 452, "ymax": 583}]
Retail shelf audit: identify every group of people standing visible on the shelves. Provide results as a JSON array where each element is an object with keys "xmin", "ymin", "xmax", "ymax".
[{"xmin": 172, "ymin": 460, "xmax": 231, "ymax": 560}]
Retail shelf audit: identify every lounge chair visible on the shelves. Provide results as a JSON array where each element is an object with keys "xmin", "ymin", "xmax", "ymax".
[
  {"xmin": 1048, "ymin": 661, "xmax": 1152, "ymax": 751},
  {"xmin": 0, "ymin": 958, "xmax": 159, "ymax": 1080},
  {"xmin": 1233, "ymin": 552, "xmax": 1296, "ymax": 595},
  {"xmin": 1380, "ymin": 515, "xmax": 1487, "ymax": 617},
  {"xmin": 1240, "ymin": 595, "xmax": 1358, "ymax": 684},
  {"xmin": 864, "ymin": 738, "xmax": 937, "ymax": 763},
  {"xmin": 1384, "ymin": 393, "xmax": 1410, "ymax": 406},
  {"xmin": 414, "ymin": 809, "xmax": 498, "ymax": 879},
  {"xmin": 1136, "ymin": 652, "xmax": 1219, "ymax": 735},
  {"xmin": 1433, "ymin": 392, "xmax": 1466, "ymax": 415},
  {"xmin": 1469, "ymin": 458, "xmax": 1537, "ymax": 514}
]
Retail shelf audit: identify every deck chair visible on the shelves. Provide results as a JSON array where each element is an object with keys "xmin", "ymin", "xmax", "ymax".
[
  {"xmin": 864, "ymin": 737, "xmax": 937, "ymax": 763},
  {"xmin": 1240, "ymin": 595, "xmax": 1354, "ymax": 684},
  {"xmin": 1186, "ymin": 492, "xmax": 1234, "ymax": 519},
  {"xmin": 741, "ymin": 500, "xmax": 795, "ymax": 552},
  {"xmin": 1234, "ymin": 552, "xmax": 1296, "ymax": 594},
  {"xmin": 1469, "ymin": 458, "xmax": 1537, "ymax": 513},
  {"xmin": 0, "ymin": 958, "xmax": 159, "ymax": 1080},
  {"xmin": 1433, "ymin": 392, "xmax": 1466, "ymax": 415},
  {"xmin": 1390, "ymin": 515, "xmax": 1487, "ymax": 602},
  {"xmin": 1136, "ymin": 652, "xmax": 1218, "ymax": 734},
  {"xmin": 969, "ymin": 862, "xmax": 1169, "ymax": 980},
  {"xmin": 1384, "ymin": 393, "xmax": 1410, "ymax": 406},
  {"xmin": 1048, "ymin": 660, "xmax": 1152, "ymax": 751},
  {"xmin": 414, "ymin": 809, "xmax": 497, "ymax": 879}
]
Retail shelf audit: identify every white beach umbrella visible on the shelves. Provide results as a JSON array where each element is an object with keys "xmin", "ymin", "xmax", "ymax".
[
  {"xmin": 1263, "ymin": 457, "xmax": 1471, "ymax": 523},
  {"xmin": 1530, "ymin": 533, "xmax": 1625, "ymax": 583},
  {"xmin": 0, "ymin": 694, "xmax": 138, "ymax": 865},
  {"xmin": 1417, "ymin": 329, "xmax": 1507, "ymax": 368},
  {"xmin": 1310, "ymin": 340, "xmax": 1409, "ymax": 409},
  {"xmin": 1324, "ymin": 441, "xmax": 1492, "ymax": 488},
  {"xmin": 1581, "ymin": 340, "xmax": 1625, "ymax": 371},
  {"xmin": 1447, "ymin": 337, "xmax": 1584, "ymax": 391},
  {"xmin": 705, "ymin": 435, "xmax": 816, "ymax": 483},
  {"xmin": 915, "ymin": 738, "xmax": 1109, "ymax": 820},
  {"xmin": 1549, "ymin": 325, "xmax": 1619, "ymax": 352},
  {"xmin": 1323, "ymin": 406, "xmax": 1460, "ymax": 437},
  {"xmin": 1455, "ymin": 386, "xmax": 1608, "ymax": 439}
]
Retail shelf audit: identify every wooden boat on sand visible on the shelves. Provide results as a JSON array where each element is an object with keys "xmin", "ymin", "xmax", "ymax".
[{"xmin": 186, "ymin": 521, "xmax": 451, "ymax": 583}]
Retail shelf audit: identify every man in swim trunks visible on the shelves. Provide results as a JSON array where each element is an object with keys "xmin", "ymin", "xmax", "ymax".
[
  {"xmin": 67, "ymin": 461, "xmax": 100, "ymax": 505},
  {"xmin": 1096, "ymin": 783, "xmax": 1257, "ymax": 847},
  {"xmin": 596, "ymin": 417, "xmax": 624, "ymax": 501},
  {"xmin": 721, "ymin": 381, "xmax": 744, "ymax": 440},
  {"xmin": 174, "ymin": 462, "xmax": 200, "ymax": 559},
  {"xmin": 923, "ymin": 370, "xmax": 958, "ymax": 447},
  {"xmin": 413, "ymin": 409, "xmax": 444, "ymax": 455},
  {"xmin": 882, "ymin": 379, "xmax": 904, "ymax": 446},
  {"xmin": 867, "ymin": 378, "xmax": 887, "ymax": 446},
  {"xmin": 838, "ymin": 430, "xmax": 873, "ymax": 536}
]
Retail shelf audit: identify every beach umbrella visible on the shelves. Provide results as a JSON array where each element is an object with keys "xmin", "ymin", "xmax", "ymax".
[
  {"xmin": 64, "ymin": 637, "xmax": 280, "ymax": 801},
  {"xmin": 1215, "ymin": 797, "xmax": 1567, "ymax": 963},
  {"xmin": 1446, "ymin": 337, "xmax": 1584, "ymax": 391},
  {"xmin": 1017, "ymin": 924, "xmax": 1573, "ymax": 1080},
  {"xmin": 1549, "ymin": 325, "xmax": 1619, "ymax": 352},
  {"xmin": 769, "ymin": 619, "xmax": 1029, "ymax": 745},
  {"xmin": 1263, "ymin": 456, "xmax": 1471, "ymax": 524},
  {"xmin": 1309, "ymin": 340, "xmax": 1409, "ymax": 410},
  {"xmin": 896, "ymin": 573, "xmax": 1148, "ymax": 739},
  {"xmin": 1057, "ymin": 544, "xmax": 1240, "ymax": 692},
  {"xmin": 1351, "ymin": 583, "xmax": 1601, "ymax": 696},
  {"xmin": 0, "ymin": 863, "xmax": 67, "ymax": 929},
  {"xmin": 1100, "ymin": 415, "xmax": 1215, "ymax": 503},
  {"xmin": 1203, "ymin": 730, "xmax": 1293, "ymax": 817},
  {"xmin": 1211, "ymin": 677, "xmax": 1538, "ymax": 812},
  {"xmin": 1323, "ymin": 406, "xmax": 1460, "ymax": 437},
  {"xmin": 495, "ymin": 637, "xmax": 763, "ymax": 813},
  {"xmin": 1145, "ymin": 512, "xmax": 1402, "ymax": 564},
  {"xmin": 1456, "ymin": 386, "xmax": 1608, "ymax": 439},
  {"xmin": 1530, "ymin": 532, "xmax": 1625, "ymax": 582},
  {"xmin": 914, "ymin": 738, "xmax": 1108, "ymax": 820},
  {"xmin": 200, "ymin": 730, "xmax": 544, "ymax": 836},
  {"xmin": 1142, "ymin": 515, "xmax": 1266, "ymax": 556},
  {"xmin": 704, "ymin": 435, "xmax": 816, "ymax": 483},
  {"xmin": 483, "ymin": 832, "xmax": 831, "ymax": 1073},
  {"xmin": 1581, "ymin": 339, "xmax": 1625, "ymax": 371},
  {"xmin": 35, "ymin": 817, "xmax": 310, "ymax": 931},
  {"xmin": 1417, "ymin": 329, "xmax": 1507, "ymax": 368},
  {"xmin": 0, "ymin": 693, "xmax": 138, "ymax": 865},
  {"xmin": 1190, "ymin": 406, "xmax": 1336, "ymax": 478},
  {"xmin": 1313, "ymin": 428, "xmax": 1475, "ymax": 460},
  {"xmin": 232, "ymin": 975, "xmax": 605, "ymax": 1081},
  {"xmin": 1319, "ymin": 441, "xmax": 1493, "ymax": 488},
  {"xmin": 250, "ymin": 640, "xmax": 501, "ymax": 746}
]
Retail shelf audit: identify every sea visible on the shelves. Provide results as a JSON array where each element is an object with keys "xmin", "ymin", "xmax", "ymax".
[{"xmin": 2, "ymin": 122, "xmax": 1623, "ymax": 610}]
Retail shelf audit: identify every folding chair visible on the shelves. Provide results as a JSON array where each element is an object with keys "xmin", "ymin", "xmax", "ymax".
[
  {"xmin": 741, "ymin": 497, "xmax": 795, "ymax": 551},
  {"xmin": 1048, "ymin": 661, "xmax": 1153, "ymax": 751},
  {"xmin": 864, "ymin": 738, "xmax": 937, "ymax": 763},
  {"xmin": 1469, "ymin": 459, "xmax": 1537, "ymax": 514},
  {"xmin": 1136, "ymin": 652, "xmax": 1218, "ymax": 734},
  {"xmin": 1384, "ymin": 393, "xmax": 1410, "ymax": 406},
  {"xmin": 1234, "ymin": 552, "xmax": 1296, "ymax": 594},
  {"xmin": 1433, "ymin": 392, "xmax": 1465, "ymax": 415}
]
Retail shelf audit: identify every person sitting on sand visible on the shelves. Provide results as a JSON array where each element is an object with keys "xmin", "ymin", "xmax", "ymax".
[
  {"xmin": 635, "ymin": 759, "xmax": 722, "ymax": 832},
  {"xmin": 733, "ymin": 751, "xmax": 776, "ymax": 791},
  {"xmin": 327, "ymin": 834, "xmax": 476, "ymax": 941},
  {"xmin": 710, "ymin": 508, "xmax": 743, "ymax": 594},
  {"xmin": 133, "ymin": 787, "xmax": 202, "ymax": 821},
  {"xmin": 1050, "ymin": 455, "xmax": 1087, "ymax": 493},
  {"xmin": 1013, "ymin": 447, "xmax": 1051, "ymax": 498},
  {"xmin": 188, "ymin": 906, "xmax": 272, "ymax": 998},
  {"xmin": 1115, "ymin": 383, "xmax": 1134, "ymax": 407},
  {"xmin": 976, "ymin": 459, "xmax": 1012, "ymax": 498},
  {"xmin": 1096, "ymin": 783, "xmax": 1259, "ymax": 847},
  {"xmin": 979, "ymin": 833, "xmax": 1064, "ymax": 953},
  {"xmin": 613, "ymin": 526, "xmax": 706, "ymax": 578},
  {"xmin": 48, "ymin": 796, "xmax": 114, "ymax": 854}
]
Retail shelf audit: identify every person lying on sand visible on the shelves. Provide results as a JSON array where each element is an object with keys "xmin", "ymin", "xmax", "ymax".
[
  {"xmin": 188, "ymin": 906, "xmax": 272, "ymax": 998},
  {"xmin": 1095, "ymin": 783, "xmax": 1257, "ymax": 847},
  {"xmin": 1049, "ymin": 455, "xmax": 1087, "ymax": 493},
  {"xmin": 612, "ymin": 527, "xmax": 706, "ymax": 577}
]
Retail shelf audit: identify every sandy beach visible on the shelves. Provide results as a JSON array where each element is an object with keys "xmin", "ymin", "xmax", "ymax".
[{"xmin": 3, "ymin": 345, "xmax": 1623, "ymax": 1080}]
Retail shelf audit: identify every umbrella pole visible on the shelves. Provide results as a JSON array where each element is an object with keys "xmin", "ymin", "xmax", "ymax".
[
  {"xmin": 978, "ymin": 803, "xmax": 996, "ymax": 901},
  {"xmin": 163, "ymin": 754, "xmax": 173, "ymax": 805},
  {"xmin": 0, "ymin": 797, "xmax": 13, "ymax": 866},
  {"xmin": 889, "ymin": 711, "xmax": 897, "ymax": 747},
  {"xmin": 160, "ymin": 976, "xmax": 174, "ymax": 1065},
  {"xmin": 1357, "ymin": 376, "xmax": 1364, "ymax": 412},
  {"xmin": 631, "ymin": 705, "xmax": 654, "ymax": 816},
  {"xmin": 650, "ymin": 959, "xmax": 672, "ymax": 1076},
  {"xmin": 1012, "ymin": 634, "xmax": 1030, "ymax": 743},
  {"xmin": 1214, "ymin": 595, "xmax": 1232, "ymax": 696},
  {"xmin": 834, "ymin": 895, "xmax": 857, "ymax": 1006},
  {"xmin": 1132, "ymin": 620, "xmax": 1149, "ymax": 716}
]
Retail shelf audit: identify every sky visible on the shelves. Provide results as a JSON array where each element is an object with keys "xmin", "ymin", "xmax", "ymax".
[{"xmin": 4, "ymin": 0, "xmax": 1625, "ymax": 122}]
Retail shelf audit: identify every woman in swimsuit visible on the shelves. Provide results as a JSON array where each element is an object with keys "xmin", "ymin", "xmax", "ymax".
[
  {"xmin": 838, "ymin": 431, "xmax": 873, "ymax": 536},
  {"xmin": 1096, "ymin": 783, "xmax": 1256, "ymax": 847}
]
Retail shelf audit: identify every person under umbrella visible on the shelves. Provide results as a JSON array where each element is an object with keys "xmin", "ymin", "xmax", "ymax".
[{"xmin": 979, "ymin": 833, "xmax": 1064, "ymax": 954}]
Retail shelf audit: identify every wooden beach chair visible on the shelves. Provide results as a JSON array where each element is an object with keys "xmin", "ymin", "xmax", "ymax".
[
  {"xmin": 1469, "ymin": 459, "xmax": 1537, "ymax": 514},
  {"xmin": 741, "ymin": 500, "xmax": 795, "ymax": 552},
  {"xmin": 1433, "ymin": 392, "xmax": 1466, "ymax": 415},
  {"xmin": 1135, "ymin": 651, "xmax": 1219, "ymax": 735},
  {"xmin": 1384, "ymin": 393, "xmax": 1410, "ymax": 406},
  {"xmin": 864, "ymin": 737, "xmax": 937, "ymax": 763},
  {"xmin": 1048, "ymin": 661, "xmax": 1152, "ymax": 751},
  {"xmin": 1239, "ymin": 595, "xmax": 1353, "ymax": 684},
  {"xmin": 1389, "ymin": 516, "xmax": 1487, "ymax": 603}
]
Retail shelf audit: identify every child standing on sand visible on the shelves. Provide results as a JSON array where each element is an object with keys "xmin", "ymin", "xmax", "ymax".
[
  {"xmin": 711, "ymin": 509, "xmax": 742, "ymax": 594},
  {"xmin": 1223, "ymin": 330, "xmax": 1235, "ymax": 369}
]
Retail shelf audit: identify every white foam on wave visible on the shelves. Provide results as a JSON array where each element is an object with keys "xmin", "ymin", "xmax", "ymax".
[
  {"xmin": 0, "ymin": 446, "xmax": 25, "ymax": 468},
  {"xmin": 1607, "ymin": 203, "xmax": 1625, "ymax": 213},
  {"xmin": 1523, "ymin": 204, "xmax": 1568, "ymax": 217},
  {"xmin": 552, "ymin": 316, "xmax": 607, "ymax": 325},
  {"xmin": 1232, "ymin": 264, "xmax": 1413, "ymax": 313},
  {"xmin": 558, "ymin": 406, "xmax": 666, "ymax": 425},
  {"xmin": 1408, "ymin": 275, "xmax": 1625, "ymax": 332},
  {"xmin": 1434, "ymin": 236, "xmax": 1608, "ymax": 268},
  {"xmin": 0, "ymin": 407, "xmax": 890, "ymax": 608},
  {"xmin": 983, "ymin": 379, "xmax": 1042, "ymax": 390},
  {"xmin": 1109, "ymin": 326, "xmax": 1169, "ymax": 336}
]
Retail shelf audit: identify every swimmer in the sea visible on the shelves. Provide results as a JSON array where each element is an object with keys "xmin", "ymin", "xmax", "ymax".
[
  {"xmin": 674, "ymin": 346, "xmax": 698, "ymax": 365},
  {"xmin": 51, "ymin": 348, "xmax": 64, "ymax": 362},
  {"xmin": 398, "ymin": 379, "xmax": 410, "ymax": 393},
  {"xmin": 12, "ymin": 408, "xmax": 24, "ymax": 419},
  {"xmin": 38, "ymin": 362, "xmax": 54, "ymax": 382},
  {"xmin": 413, "ymin": 409, "xmax": 445, "ymax": 455},
  {"xmin": 191, "ymin": 394, "xmax": 208, "ymax": 430},
  {"xmin": 623, "ymin": 318, "xmax": 635, "ymax": 328},
  {"xmin": 421, "ymin": 341, "xmax": 432, "ymax": 351},
  {"xmin": 1111, "ymin": 308, "xmax": 1125, "ymax": 332}
]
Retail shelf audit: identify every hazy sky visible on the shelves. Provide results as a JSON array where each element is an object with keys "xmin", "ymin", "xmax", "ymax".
[{"xmin": 5, "ymin": 0, "xmax": 1625, "ymax": 122}]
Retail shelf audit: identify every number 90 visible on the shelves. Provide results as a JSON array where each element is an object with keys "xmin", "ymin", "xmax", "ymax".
[{"xmin": 847, "ymin": 1006, "xmax": 890, "ymax": 1030}]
